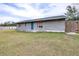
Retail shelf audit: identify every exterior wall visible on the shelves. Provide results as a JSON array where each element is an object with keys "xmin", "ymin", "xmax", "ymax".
[
  {"xmin": 16, "ymin": 24, "xmax": 24, "ymax": 31},
  {"xmin": 34, "ymin": 21, "xmax": 65, "ymax": 32},
  {"xmin": 16, "ymin": 21, "xmax": 65, "ymax": 32},
  {"xmin": 16, "ymin": 23, "xmax": 31, "ymax": 31}
]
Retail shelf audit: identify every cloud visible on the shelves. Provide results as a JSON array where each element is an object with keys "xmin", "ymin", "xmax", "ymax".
[
  {"xmin": 12, "ymin": 4, "xmax": 43, "ymax": 18},
  {"xmin": 3, "ymin": 3, "xmax": 25, "ymax": 10},
  {"xmin": 0, "ymin": 0, "xmax": 78, "ymax": 3},
  {"xmin": 0, "ymin": 16, "xmax": 19, "ymax": 23},
  {"xmin": 0, "ymin": 3, "xmax": 44, "ymax": 18},
  {"xmin": 0, "ymin": 3, "xmax": 72, "ymax": 23}
]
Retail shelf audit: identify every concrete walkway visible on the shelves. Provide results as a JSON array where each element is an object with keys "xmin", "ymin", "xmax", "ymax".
[{"xmin": 66, "ymin": 32, "xmax": 79, "ymax": 35}]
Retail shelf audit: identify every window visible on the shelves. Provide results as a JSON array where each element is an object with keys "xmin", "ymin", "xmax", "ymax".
[
  {"xmin": 37, "ymin": 21, "xmax": 43, "ymax": 28},
  {"xmin": 39, "ymin": 26, "xmax": 43, "ymax": 28}
]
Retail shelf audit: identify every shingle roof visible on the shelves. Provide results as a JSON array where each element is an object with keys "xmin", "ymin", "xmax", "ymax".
[{"xmin": 17, "ymin": 15, "xmax": 66, "ymax": 24}]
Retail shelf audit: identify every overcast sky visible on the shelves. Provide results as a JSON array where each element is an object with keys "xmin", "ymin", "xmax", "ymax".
[{"xmin": 0, "ymin": 3, "xmax": 71, "ymax": 23}]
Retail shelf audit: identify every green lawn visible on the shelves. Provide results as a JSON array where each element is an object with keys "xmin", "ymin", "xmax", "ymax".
[{"xmin": 0, "ymin": 30, "xmax": 79, "ymax": 56}]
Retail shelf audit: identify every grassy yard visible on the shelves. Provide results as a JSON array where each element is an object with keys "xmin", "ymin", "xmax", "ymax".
[{"xmin": 0, "ymin": 30, "xmax": 79, "ymax": 56}]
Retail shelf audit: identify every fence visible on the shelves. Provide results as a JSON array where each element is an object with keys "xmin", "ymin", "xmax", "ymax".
[
  {"xmin": 0, "ymin": 26, "xmax": 16, "ymax": 30},
  {"xmin": 65, "ymin": 20, "xmax": 79, "ymax": 32}
]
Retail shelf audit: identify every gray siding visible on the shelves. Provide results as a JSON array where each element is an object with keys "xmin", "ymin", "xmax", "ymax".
[
  {"xmin": 34, "ymin": 21, "xmax": 65, "ymax": 32},
  {"xmin": 16, "ymin": 23, "xmax": 31, "ymax": 31},
  {"xmin": 16, "ymin": 21, "xmax": 65, "ymax": 32}
]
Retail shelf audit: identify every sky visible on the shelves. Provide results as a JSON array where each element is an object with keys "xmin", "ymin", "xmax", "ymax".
[{"xmin": 0, "ymin": 3, "xmax": 71, "ymax": 23}]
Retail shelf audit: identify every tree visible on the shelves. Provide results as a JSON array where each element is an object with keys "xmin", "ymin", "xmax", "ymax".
[
  {"xmin": 0, "ymin": 21, "xmax": 16, "ymax": 26},
  {"xmin": 65, "ymin": 5, "xmax": 79, "ymax": 20}
]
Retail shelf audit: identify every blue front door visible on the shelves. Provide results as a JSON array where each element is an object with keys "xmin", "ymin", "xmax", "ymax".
[{"xmin": 31, "ymin": 22, "xmax": 34, "ymax": 30}]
